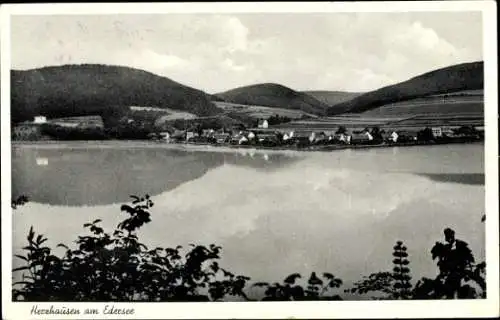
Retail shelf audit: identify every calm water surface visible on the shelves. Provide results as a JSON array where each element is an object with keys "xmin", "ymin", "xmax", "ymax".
[{"xmin": 11, "ymin": 142, "xmax": 485, "ymax": 299}]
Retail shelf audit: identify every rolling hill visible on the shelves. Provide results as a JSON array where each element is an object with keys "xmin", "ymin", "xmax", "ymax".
[
  {"xmin": 11, "ymin": 64, "xmax": 221, "ymax": 124},
  {"xmin": 302, "ymin": 90, "xmax": 363, "ymax": 107},
  {"xmin": 360, "ymin": 92, "xmax": 483, "ymax": 117},
  {"xmin": 327, "ymin": 61, "xmax": 484, "ymax": 116},
  {"xmin": 217, "ymin": 83, "xmax": 330, "ymax": 116}
]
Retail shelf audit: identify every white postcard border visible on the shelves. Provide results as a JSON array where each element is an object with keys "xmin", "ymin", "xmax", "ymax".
[{"xmin": 1, "ymin": 1, "xmax": 498, "ymax": 319}]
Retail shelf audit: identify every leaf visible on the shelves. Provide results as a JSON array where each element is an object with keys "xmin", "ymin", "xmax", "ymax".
[
  {"xmin": 329, "ymin": 279, "xmax": 342, "ymax": 288},
  {"xmin": 83, "ymin": 223, "xmax": 91, "ymax": 227},
  {"xmin": 13, "ymin": 266, "xmax": 30, "ymax": 272},
  {"xmin": 323, "ymin": 272, "xmax": 335, "ymax": 280},
  {"xmin": 308, "ymin": 272, "xmax": 323, "ymax": 286},
  {"xmin": 284, "ymin": 273, "xmax": 301, "ymax": 285},
  {"xmin": 57, "ymin": 243, "xmax": 69, "ymax": 249},
  {"xmin": 92, "ymin": 219, "xmax": 102, "ymax": 224},
  {"xmin": 14, "ymin": 254, "xmax": 28, "ymax": 261},
  {"xmin": 27, "ymin": 226, "xmax": 34, "ymax": 242}
]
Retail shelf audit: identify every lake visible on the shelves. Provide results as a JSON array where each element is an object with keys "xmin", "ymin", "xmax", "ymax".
[{"xmin": 11, "ymin": 142, "xmax": 485, "ymax": 300}]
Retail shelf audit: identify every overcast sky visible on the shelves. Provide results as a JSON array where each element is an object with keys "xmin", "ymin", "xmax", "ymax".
[{"xmin": 11, "ymin": 12, "xmax": 482, "ymax": 93}]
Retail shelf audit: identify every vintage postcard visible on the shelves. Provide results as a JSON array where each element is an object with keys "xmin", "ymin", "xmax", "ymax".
[{"xmin": 1, "ymin": 1, "xmax": 498, "ymax": 319}]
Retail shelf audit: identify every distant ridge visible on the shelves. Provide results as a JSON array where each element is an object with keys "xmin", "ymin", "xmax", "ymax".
[
  {"xmin": 302, "ymin": 90, "xmax": 363, "ymax": 108},
  {"xmin": 11, "ymin": 64, "xmax": 221, "ymax": 124},
  {"xmin": 217, "ymin": 83, "xmax": 330, "ymax": 116},
  {"xmin": 327, "ymin": 61, "xmax": 484, "ymax": 115}
]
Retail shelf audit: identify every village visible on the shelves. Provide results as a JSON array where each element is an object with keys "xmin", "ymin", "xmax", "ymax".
[
  {"xmin": 11, "ymin": 115, "xmax": 484, "ymax": 150},
  {"xmin": 146, "ymin": 118, "xmax": 484, "ymax": 150}
]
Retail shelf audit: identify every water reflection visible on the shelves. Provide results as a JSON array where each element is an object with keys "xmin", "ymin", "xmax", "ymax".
[
  {"xmin": 12, "ymin": 146, "xmax": 300, "ymax": 206},
  {"xmin": 36, "ymin": 157, "xmax": 48, "ymax": 166},
  {"xmin": 11, "ymin": 143, "xmax": 485, "ymax": 300},
  {"xmin": 415, "ymin": 173, "xmax": 485, "ymax": 185}
]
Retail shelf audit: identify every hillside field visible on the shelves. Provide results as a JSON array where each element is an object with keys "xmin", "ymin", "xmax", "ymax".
[
  {"xmin": 213, "ymin": 101, "xmax": 317, "ymax": 119},
  {"xmin": 359, "ymin": 94, "xmax": 483, "ymax": 117},
  {"xmin": 328, "ymin": 61, "xmax": 483, "ymax": 115}
]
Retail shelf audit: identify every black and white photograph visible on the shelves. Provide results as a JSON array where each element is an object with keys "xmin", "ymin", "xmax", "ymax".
[{"xmin": 1, "ymin": 1, "xmax": 498, "ymax": 319}]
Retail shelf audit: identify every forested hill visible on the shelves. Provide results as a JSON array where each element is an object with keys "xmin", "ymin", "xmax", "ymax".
[
  {"xmin": 327, "ymin": 61, "xmax": 484, "ymax": 115},
  {"xmin": 217, "ymin": 83, "xmax": 330, "ymax": 116},
  {"xmin": 11, "ymin": 64, "xmax": 221, "ymax": 124}
]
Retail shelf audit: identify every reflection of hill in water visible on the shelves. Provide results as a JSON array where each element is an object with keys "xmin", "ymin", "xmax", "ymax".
[
  {"xmin": 415, "ymin": 173, "xmax": 484, "ymax": 185},
  {"xmin": 221, "ymin": 150, "xmax": 301, "ymax": 172},
  {"xmin": 12, "ymin": 147, "xmax": 299, "ymax": 206}
]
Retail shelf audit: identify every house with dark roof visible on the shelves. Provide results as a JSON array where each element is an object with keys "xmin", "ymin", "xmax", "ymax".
[
  {"xmin": 214, "ymin": 132, "xmax": 231, "ymax": 144},
  {"xmin": 396, "ymin": 130, "xmax": 418, "ymax": 142},
  {"xmin": 350, "ymin": 131, "xmax": 374, "ymax": 144}
]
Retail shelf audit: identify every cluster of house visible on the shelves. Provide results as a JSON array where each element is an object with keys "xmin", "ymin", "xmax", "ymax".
[
  {"xmin": 150, "ymin": 123, "xmax": 482, "ymax": 147},
  {"xmin": 150, "ymin": 126, "xmax": 397, "ymax": 146},
  {"xmin": 12, "ymin": 114, "xmax": 482, "ymax": 146}
]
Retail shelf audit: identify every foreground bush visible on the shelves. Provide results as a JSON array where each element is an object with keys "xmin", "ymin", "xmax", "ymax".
[
  {"xmin": 12, "ymin": 196, "xmax": 251, "ymax": 302},
  {"xmin": 12, "ymin": 195, "xmax": 485, "ymax": 301}
]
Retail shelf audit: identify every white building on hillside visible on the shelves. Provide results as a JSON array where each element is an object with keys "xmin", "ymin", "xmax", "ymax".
[
  {"xmin": 33, "ymin": 116, "xmax": 47, "ymax": 124},
  {"xmin": 390, "ymin": 131, "xmax": 399, "ymax": 142},
  {"xmin": 258, "ymin": 119, "xmax": 269, "ymax": 129},
  {"xmin": 432, "ymin": 127, "xmax": 443, "ymax": 137}
]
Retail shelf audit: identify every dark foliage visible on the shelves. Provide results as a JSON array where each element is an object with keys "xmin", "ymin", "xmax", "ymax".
[
  {"xmin": 40, "ymin": 124, "xmax": 108, "ymax": 140},
  {"xmin": 335, "ymin": 126, "xmax": 347, "ymax": 134},
  {"xmin": 12, "ymin": 195, "xmax": 486, "ymax": 302},
  {"xmin": 165, "ymin": 116, "xmax": 243, "ymax": 132},
  {"xmin": 369, "ymin": 126, "xmax": 383, "ymax": 142},
  {"xmin": 347, "ymin": 240, "xmax": 412, "ymax": 299},
  {"xmin": 12, "ymin": 196, "xmax": 250, "ymax": 302},
  {"xmin": 12, "ymin": 195, "xmax": 29, "ymax": 209},
  {"xmin": 11, "ymin": 64, "xmax": 221, "ymax": 124},
  {"xmin": 452, "ymin": 125, "xmax": 480, "ymax": 137},
  {"xmin": 417, "ymin": 127, "xmax": 435, "ymax": 142},
  {"xmin": 255, "ymin": 272, "xmax": 342, "ymax": 301},
  {"xmin": 413, "ymin": 228, "xmax": 486, "ymax": 299},
  {"xmin": 391, "ymin": 241, "xmax": 412, "ymax": 299},
  {"xmin": 265, "ymin": 115, "xmax": 293, "ymax": 126}
]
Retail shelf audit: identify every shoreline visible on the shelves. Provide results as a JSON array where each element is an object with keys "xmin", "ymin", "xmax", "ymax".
[{"xmin": 11, "ymin": 139, "xmax": 484, "ymax": 155}]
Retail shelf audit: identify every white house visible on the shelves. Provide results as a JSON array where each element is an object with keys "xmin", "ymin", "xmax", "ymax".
[
  {"xmin": 335, "ymin": 133, "xmax": 348, "ymax": 143},
  {"xmin": 258, "ymin": 119, "xmax": 269, "ymax": 129},
  {"xmin": 238, "ymin": 135, "xmax": 249, "ymax": 145},
  {"xmin": 308, "ymin": 132, "xmax": 316, "ymax": 143},
  {"xmin": 186, "ymin": 131, "xmax": 197, "ymax": 141},
  {"xmin": 159, "ymin": 132, "xmax": 171, "ymax": 142},
  {"xmin": 33, "ymin": 116, "xmax": 47, "ymax": 124},
  {"xmin": 431, "ymin": 127, "xmax": 443, "ymax": 137},
  {"xmin": 390, "ymin": 131, "xmax": 399, "ymax": 142},
  {"xmin": 247, "ymin": 131, "xmax": 256, "ymax": 140},
  {"xmin": 346, "ymin": 135, "xmax": 352, "ymax": 144},
  {"xmin": 282, "ymin": 131, "xmax": 294, "ymax": 141}
]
